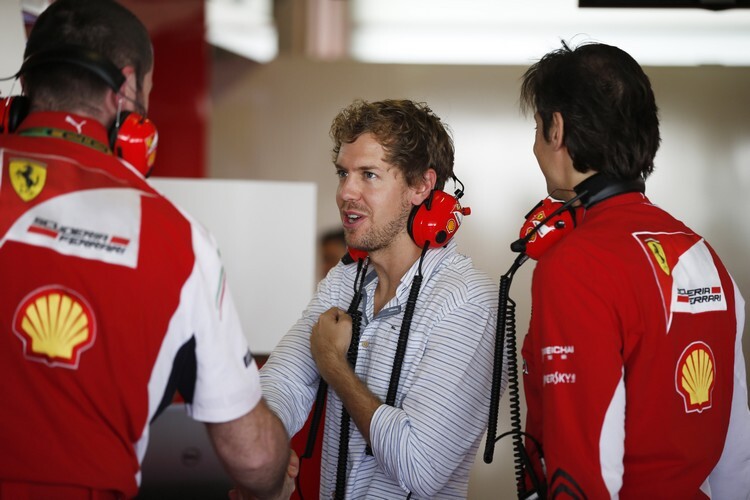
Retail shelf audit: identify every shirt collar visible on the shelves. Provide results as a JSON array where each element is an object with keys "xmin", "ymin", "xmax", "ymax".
[
  {"xmin": 360, "ymin": 240, "xmax": 458, "ymax": 294},
  {"xmin": 583, "ymin": 190, "xmax": 650, "ymax": 217},
  {"xmin": 574, "ymin": 172, "xmax": 646, "ymax": 209},
  {"xmin": 17, "ymin": 111, "xmax": 111, "ymax": 151},
  {"xmin": 396, "ymin": 238, "xmax": 458, "ymax": 293}
]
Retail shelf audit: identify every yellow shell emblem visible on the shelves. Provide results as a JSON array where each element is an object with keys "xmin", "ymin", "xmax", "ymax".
[
  {"xmin": 9, "ymin": 158, "xmax": 47, "ymax": 202},
  {"xmin": 675, "ymin": 341, "xmax": 715, "ymax": 413},
  {"xmin": 13, "ymin": 287, "xmax": 95, "ymax": 368}
]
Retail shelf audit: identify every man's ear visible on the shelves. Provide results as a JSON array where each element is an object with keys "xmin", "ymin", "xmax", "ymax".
[
  {"xmin": 119, "ymin": 66, "xmax": 139, "ymax": 104},
  {"xmin": 411, "ymin": 168, "xmax": 437, "ymax": 205},
  {"xmin": 549, "ymin": 111, "xmax": 565, "ymax": 150}
]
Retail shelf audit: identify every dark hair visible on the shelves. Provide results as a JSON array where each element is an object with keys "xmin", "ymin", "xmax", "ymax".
[
  {"xmin": 330, "ymin": 99, "xmax": 455, "ymax": 189},
  {"xmin": 22, "ymin": 0, "xmax": 152, "ymax": 111},
  {"xmin": 520, "ymin": 41, "xmax": 660, "ymax": 180}
]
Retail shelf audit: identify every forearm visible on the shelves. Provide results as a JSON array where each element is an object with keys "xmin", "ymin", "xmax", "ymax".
[
  {"xmin": 367, "ymin": 305, "xmax": 496, "ymax": 496},
  {"xmin": 324, "ymin": 360, "xmax": 381, "ymax": 445},
  {"xmin": 368, "ymin": 362, "xmax": 493, "ymax": 496},
  {"xmin": 207, "ymin": 399, "xmax": 290, "ymax": 499},
  {"xmin": 260, "ymin": 301, "xmax": 331, "ymax": 437}
]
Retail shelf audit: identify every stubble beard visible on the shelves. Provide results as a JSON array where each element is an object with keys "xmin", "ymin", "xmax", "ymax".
[{"xmin": 345, "ymin": 198, "xmax": 413, "ymax": 253}]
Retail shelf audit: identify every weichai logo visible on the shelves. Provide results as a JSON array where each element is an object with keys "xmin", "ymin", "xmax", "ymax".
[
  {"xmin": 675, "ymin": 341, "xmax": 715, "ymax": 413},
  {"xmin": 13, "ymin": 286, "xmax": 96, "ymax": 369},
  {"xmin": 676, "ymin": 286, "xmax": 722, "ymax": 305}
]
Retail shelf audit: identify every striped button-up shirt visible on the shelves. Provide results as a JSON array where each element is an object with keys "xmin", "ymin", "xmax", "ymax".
[{"xmin": 260, "ymin": 239, "xmax": 499, "ymax": 499}]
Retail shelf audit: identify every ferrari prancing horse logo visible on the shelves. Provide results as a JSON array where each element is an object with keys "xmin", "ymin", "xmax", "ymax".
[
  {"xmin": 645, "ymin": 238, "xmax": 670, "ymax": 276},
  {"xmin": 10, "ymin": 159, "xmax": 47, "ymax": 202}
]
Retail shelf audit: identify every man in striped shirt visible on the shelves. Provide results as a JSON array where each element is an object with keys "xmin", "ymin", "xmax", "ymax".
[{"xmin": 260, "ymin": 99, "xmax": 499, "ymax": 499}]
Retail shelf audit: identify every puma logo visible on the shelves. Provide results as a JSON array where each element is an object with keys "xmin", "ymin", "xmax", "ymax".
[{"xmin": 65, "ymin": 115, "xmax": 87, "ymax": 134}]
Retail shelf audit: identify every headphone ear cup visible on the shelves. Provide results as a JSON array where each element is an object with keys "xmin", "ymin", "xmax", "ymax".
[
  {"xmin": 408, "ymin": 190, "xmax": 468, "ymax": 249},
  {"xmin": 109, "ymin": 111, "xmax": 159, "ymax": 177},
  {"xmin": 108, "ymin": 110, "xmax": 130, "ymax": 150},
  {"xmin": 519, "ymin": 198, "xmax": 581, "ymax": 260},
  {"xmin": 1, "ymin": 96, "xmax": 30, "ymax": 134},
  {"xmin": 407, "ymin": 202, "xmax": 422, "ymax": 245}
]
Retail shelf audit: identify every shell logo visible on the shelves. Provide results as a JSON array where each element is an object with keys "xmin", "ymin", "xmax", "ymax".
[
  {"xmin": 13, "ymin": 286, "xmax": 96, "ymax": 369},
  {"xmin": 675, "ymin": 341, "xmax": 715, "ymax": 413}
]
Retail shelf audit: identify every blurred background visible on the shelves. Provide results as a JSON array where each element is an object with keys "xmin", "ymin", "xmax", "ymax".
[{"xmin": 2, "ymin": 0, "xmax": 749, "ymax": 498}]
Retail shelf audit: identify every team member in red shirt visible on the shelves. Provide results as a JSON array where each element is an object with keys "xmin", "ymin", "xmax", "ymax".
[
  {"xmin": 0, "ymin": 1, "xmax": 292, "ymax": 498},
  {"xmin": 519, "ymin": 41, "xmax": 750, "ymax": 498}
]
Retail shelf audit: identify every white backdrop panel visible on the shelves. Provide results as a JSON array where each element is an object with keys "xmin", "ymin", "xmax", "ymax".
[
  {"xmin": 150, "ymin": 177, "xmax": 316, "ymax": 354},
  {"xmin": 0, "ymin": 0, "xmax": 25, "ymax": 97}
]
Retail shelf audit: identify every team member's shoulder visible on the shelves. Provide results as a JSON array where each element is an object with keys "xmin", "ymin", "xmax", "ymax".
[{"xmin": 430, "ymin": 252, "xmax": 498, "ymax": 309}]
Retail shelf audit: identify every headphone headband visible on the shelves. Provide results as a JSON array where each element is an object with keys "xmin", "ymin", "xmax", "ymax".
[
  {"xmin": 574, "ymin": 173, "xmax": 645, "ymax": 208},
  {"xmin": 19, "ymin": 46, "xmax": 125, "ymax": 91},
  {"xmin": 511, "ymin": 173, "xmax": 647, "ymax": 257}
]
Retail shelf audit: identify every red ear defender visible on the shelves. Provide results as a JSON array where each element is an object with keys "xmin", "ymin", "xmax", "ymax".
[
  {"xmin": 347, "ymin": 247, "xmax": 368, "ymax": 262},
  {"xmin": 0, "ymin": 96, "xmax": 30, "ymax": 134},
  {"xmin": 110, "ymin": 111, "xmax": 158, "ymax": 177},
  {"xmin": 516, "ymin": 198, "xmax": 580, "ymax": 260},
  {"xmin": 340, "ymin": 246, "xmax": 368, "ymax": 265},
  {"xmin": 408, "ymin": 190, "xmax": 471, "ymax": 249}
]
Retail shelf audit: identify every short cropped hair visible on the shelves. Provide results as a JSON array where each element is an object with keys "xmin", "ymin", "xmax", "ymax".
[
  {"xmin": 22, "ymin": 0, "xmax": 152, "ymax": 111},
  {"xmin": 330, "ymin": 99, "xmax": 455, "ymax": 189},
  {"xmin": 520, "ymin": 42, "xmax": 661, "ymax": 180}
]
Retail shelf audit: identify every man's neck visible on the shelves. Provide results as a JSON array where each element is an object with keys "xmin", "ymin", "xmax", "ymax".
[
  {"xmin": 29, "ymin": 97, "xmax": 114, "ymax": 129},
  {"xmin": 368, "ymin": 234, "xmax": 423, "ymax": 314}
]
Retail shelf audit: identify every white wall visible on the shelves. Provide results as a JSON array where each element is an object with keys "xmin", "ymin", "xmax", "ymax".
[
  {"xmin": 210, "ymin": 55, "xmax": 750, "ymax": 498},
  {"xmin": 0, "ymin": 0, "xmax": 25, "ymax": 97},
  {"xmin": 149, "ymin": 178, "xmax": 317, "ymax": 355}
]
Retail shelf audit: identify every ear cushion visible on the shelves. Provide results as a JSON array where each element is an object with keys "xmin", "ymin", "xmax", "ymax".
[
  {"xmin": 108, "ymin": 110, "xmax": 132, "ymax": 151},
  {"xmin": 408, "ymin": 190, "xmax": 468, "ymax": 248},
  {"xmin": 1, "ymin": 96, "xmax": 30, "ymax": 134},
  {"xmin": 109, "ymin": 111, "xmax": 159, "ymax": 177}
]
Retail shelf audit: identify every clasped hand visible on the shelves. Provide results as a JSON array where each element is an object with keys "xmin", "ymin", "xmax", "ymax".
[{"xmin": 310, "ymin": 307, "xmax": 353, "ymax": 381}]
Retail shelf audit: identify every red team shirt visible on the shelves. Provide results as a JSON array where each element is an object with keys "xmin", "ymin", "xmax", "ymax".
[
  {"xmin": 0, "ymin": 112, "xmax": 261, "ymax": 497},
  {"xmin": 522, "ymin": 191, "xmax": 750, "ymax": 499}
]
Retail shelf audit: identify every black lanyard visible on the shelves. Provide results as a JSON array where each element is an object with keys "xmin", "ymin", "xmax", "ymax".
[{"xmin": 19, "ymin": 126, "xmax": 112, "ymax": 154}]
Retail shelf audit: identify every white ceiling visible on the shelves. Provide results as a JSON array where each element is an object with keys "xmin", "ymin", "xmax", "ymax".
[
  {"xmin": 20, "ymin": 0, "xmax": 750, "ymax": 66},
  {"xmin": 350, "ymin": 0, "xmax": 750, "ymax": 66},
  {"xmin": 208, "ymin": 0, "xmax": 750, "ymax": 66}
]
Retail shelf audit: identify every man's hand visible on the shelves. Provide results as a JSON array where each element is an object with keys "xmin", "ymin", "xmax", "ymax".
[
  {"xmin": 311, "ymin": 308, "xmax": 382, "ymax": 445},
  {"xmin": 310, "ymin": 307, "xmax": 353, "ymax": 381},
  {"xmin": 207, "ymin": 400, "xmax": 290, "ymax": 500}
]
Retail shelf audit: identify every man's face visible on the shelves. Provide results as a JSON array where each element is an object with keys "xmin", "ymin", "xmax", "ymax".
[
  {"xmin": 335, "ymin": 133, "xmax": 416, "ymax": 253},
  {"xmin": 533, "ymin": 112, "xmax": 564, "ymax": 198}
]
